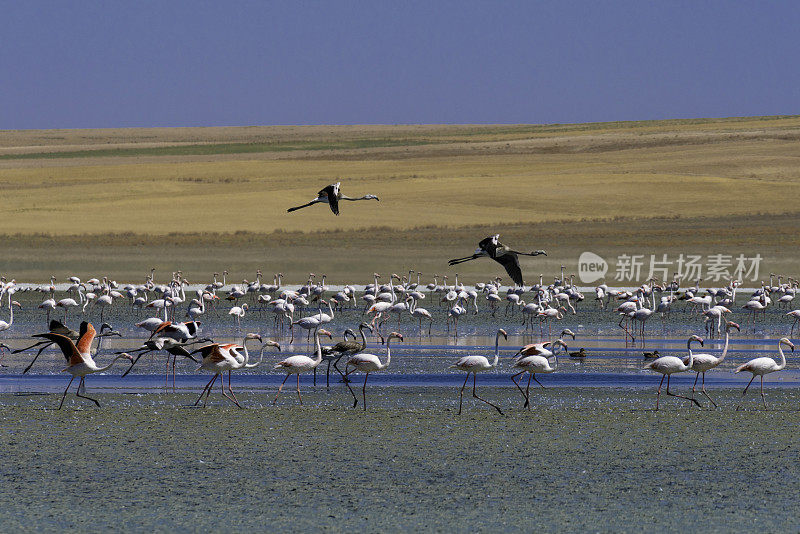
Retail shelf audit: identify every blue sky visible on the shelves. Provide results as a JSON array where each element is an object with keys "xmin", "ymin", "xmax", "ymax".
[{"xmin": 2, "ymin": 1, "xmax": 799, "ymax": 129}]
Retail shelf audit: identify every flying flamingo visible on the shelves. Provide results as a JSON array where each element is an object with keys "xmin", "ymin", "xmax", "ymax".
[
  {"xmin": 286, "ymin": 182, "xmax": 380, "ymax": 215},
  {"xmin": 344, "ymin": 331, "xmax": 403, "ymax": 410},
  {"xmin": 450, "ymin": 329, "xmax": 506, "ymax": 415},
  {"xmin": 33, "ymin": 323, "xmax": 133, "ymax": 409},
  {"xmin": 272, "ymin": 328, "xmax": 332, "ymax": 405},
  {"xmin": 735, "ymin": 337, "xmax": 794, "ymax": 410},
  {"xmin": 683, "ymin": 321, "xmax": 739, "ymax": 407},
  {"xmin": 448, "ymin": 234, "xmax": 547, "ymax": 286},
  {"xmin": 18, "ymin": 321, "xmax": 121, "ymax": 375},
  {"xmin": 645, "ymin": 335, "xmax": 703, "ymax": 410}
]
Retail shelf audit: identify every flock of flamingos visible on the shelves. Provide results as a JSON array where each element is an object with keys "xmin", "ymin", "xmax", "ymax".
[{"xmin": 0, "ymin": 259, "xmax": 796, "ymax": 414}]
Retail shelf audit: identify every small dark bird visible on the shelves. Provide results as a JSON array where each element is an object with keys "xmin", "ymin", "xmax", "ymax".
[
  {"xmin": 643, "ymin": 350, "xmax": 660, "ymax": 359},
  {"xmin": 448, "ymin": 235, "xmax": 546, "ymax": 286},
  {"xmin": 569, "ymin": 348, "xmax": 587, "ymax": 358},
  {"xmin": 287, "ymin": 182, "xmax": 380, "ymax": 215}
]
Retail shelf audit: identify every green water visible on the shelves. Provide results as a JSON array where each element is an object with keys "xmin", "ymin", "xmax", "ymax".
[{"xmin": 1, "ymin": 388, "xmax": 798, "ymax": 532}]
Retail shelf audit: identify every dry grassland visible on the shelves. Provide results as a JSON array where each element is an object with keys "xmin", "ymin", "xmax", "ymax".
[{"xmin": 0, "ymin": 116, "xmax": 798, "ymax": 282}]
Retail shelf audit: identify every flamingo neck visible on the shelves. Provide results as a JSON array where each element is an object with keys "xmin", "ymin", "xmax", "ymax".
[
  {"xmin": 685, "ymin": 340, "xmax": 695, "ymax": 370},
  {"xmin": 718, "ymin": 331, "xmax": 731, "ymax": 364},
  {"xmin": 492, "ymin": 333, "xmax": 501, "ymax": 369},
  {"xmin": 382, "ymin": 337, "xmax": 393, "ymax": 369},
  {"xmin": 777, "ymin": 343, "xmax": 787, "ymax": 370},
  {"xmin": 312, "ymin": 331, "xmax": 323, "ymax": 365},
  {"xmin": 358, "ymin": 325, "xmax": 369, "ymax": 351},
  {"xmin": 96, "ymin": 354, "xmax": 130, "ymax": 373}
]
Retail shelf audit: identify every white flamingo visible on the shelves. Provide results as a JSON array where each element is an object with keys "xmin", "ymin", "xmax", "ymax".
[
  {"xmin": 510, "ymin": 338, "xmax": 568, "ymax": 409},
  {"xmin": 645, "ymin": 335, "xmax": 703, "ymax": 409},
  {"xmin": 683, "ymin": 321, "xmax": 739, "ymax": 407},
  {"xmin": 191, "ymin": 333, "xmax": 263, "ymax": 408},
  {"xmin": 735, "ymin": 337, "xmax": 793, "ymax": 410},
  {"xmin": 344, "ymin": 331, "xmax": 403, "ymax": 410},
  {"xmin": 450, "ymin": 329, "xmax": 506, "ymax": 415},
  {"xmin": 272, "ymin": 328, "xmax": 332, "ymax": 405}
]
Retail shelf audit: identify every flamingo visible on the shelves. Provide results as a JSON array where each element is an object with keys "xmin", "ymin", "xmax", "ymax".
[
  {"xmin": 683, "ymin": 321, "xmax": 739, "ymax": 407},
  {"xmin": 0, "ymin": 293, "xmax": 21, "ymax": 333},
  {"xmin": 120, "ymin": 336, "xmax": 211, "ymax": 389},
  {"xmin": 644, "ymin": 335, "xmax": 703, "ymax": 410},
  {"xmin": 448, "ymin": 234, "xmax": 547, "ymax": 286},
  {"xmin": 135, "ymin": 317, "xmax": 166, "ymax": 334},
  {"xmin": 191, "ymin": 333, "xmax": 265, "ymax": 408},
  {"xmin": 344, "ymin": 331, "xmax": 403, "ymax": 410},
  {"xmin": 408, "ymin": 298, "xmax": 433, "ymax": 335},
  {"xmin": 56, "ymin": 285, "xmax": 84, "ymax": 322},
  {"xmin": 33, "ymin": 323, "xmax": 133, "ymax": 409},
  {"xmin": 317, "ymin": 322, "xmax": 373, "ymax": 388},
  {"xmin": 450, "ymin": 329, "xmax": 506, "ymax": 415},
  {"xmin": 290, "ymin": 315, "xmax": 321, "ymax": 344},
  {"xmin": 735, "ymin": 337, "xmax": 794, "ymax": 410},
  {"xmin": 286, "ymin": 182, "xmax": 379, "ymax": 215},
  {"xmin": 229, "ymin": 303, "xmax": 249, "ymax": 328},
  {"xmin": 38, "ymin": 295, "xmax": 57, "ymax": 324},
  {"xmin": 786, "ymin": 309, "xmax": 800, "ymax": 336},
  {"xmin": 18, "ymin": 321, "xmax": 120, "ymax": 375},
  {"xmin": 510, "ymin": 338, "xmax": 569, "ymax": 409},
  {"xmin": 272, "ymin": 328, "xmax": 332, "ymax": 405}
]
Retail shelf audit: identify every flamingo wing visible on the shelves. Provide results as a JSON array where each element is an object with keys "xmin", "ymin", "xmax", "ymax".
[
  {"xmin": 32, "ymin": 332, "xmax": 84, "ymax": 365},
  {"xmin": 75, "ymin": 322, "xmax": 97, "ymax": 355}
]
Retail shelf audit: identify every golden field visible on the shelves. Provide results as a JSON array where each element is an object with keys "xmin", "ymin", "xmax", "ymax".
[{"xmin": 1, "ymin": 116, "xmax": 799, "ymax": 283}]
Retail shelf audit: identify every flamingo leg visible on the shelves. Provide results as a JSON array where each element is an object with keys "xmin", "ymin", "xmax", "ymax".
[
  {"xmin": 691, "ymin": 372, "xmax": 700, "ymax": 403},
  {"xmin": 471, "ymin": 373, "xmax": 503, "ymax": 415},
  {"xmin": 532, "ymin": 374, "xmax": 546, "ymax": 389},
  {"xmin": 58, "ymin": 376, "xmax": 76, "ymax": 410},
  {"xmin": 665, "ymin": 374, "xmax": 701, "ymax": 407},
  {"xmin": 655, "ymin": 374, "xmax": 665, "ymax": 410},
  {"xmin": 226, "ymin": 370, "xmax": 241, "ymax": 406},
  {"xmin": 221, "ymin": 371, "xmax": 242, "ymax": 408},
  {"xmin": 736, "ymin": 374, "xmax": 756, "ymax": 411},
  {"xmin": 345, "ymin": 369, "xmax": 359, "ymax": 408},
  {"xmin": 171, "ymin": 355, "xmax": 177, "ymax": 391},
  {"xmin": 75, "ymin": 377, "xmax": 101, "ymax": 408},
  {"xmin": 760, "ymin": 375, "xmax": 767, "ymax": 410},
  {"xmin": 700, "ymin": 372, "xmax": 717, "ymax": 408},
  {"xmin": 457, "ymin": 372, "xmax": 469, "ymax": 415},
  {"xmin": 333, "ymin": 356, "xmax": 350, "ymax": 383},
  {"xmin": 296, "ymin": 373, "xmax": 303, "ymax": 405},
  {"xmin": 510, "ymin": 370, "xmax": 528, "ymax": 406},
  {"xmin": 362, "ymin": 372, "xmax": 369, "ymax": 411},
  {"xmin": 194, "ymin": 374, "xmax": 217, "ymax": 406},
  {"xmin": 273, "ymin": 373, "xmax": 290, "ymax": 405},
  {"xmin": 525, "ymin": 373, "xmax": 532, "ymax": 409}
]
